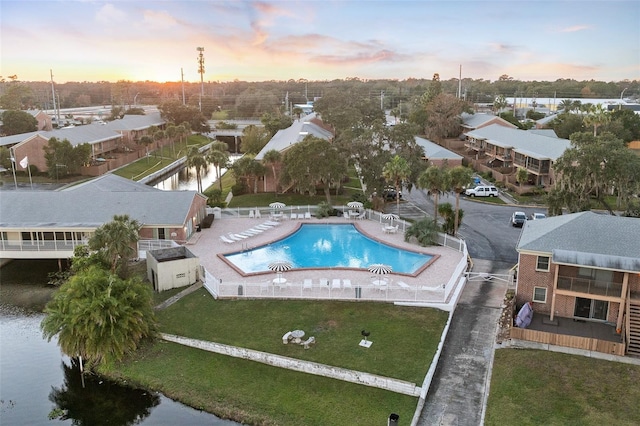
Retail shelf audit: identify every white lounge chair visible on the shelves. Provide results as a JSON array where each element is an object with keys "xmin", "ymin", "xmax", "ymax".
[
  {"xmin": 303, "ymin": 279, "xmax": 313, "ymax": 290},
  {"xmin": 302, "ymin": 336, "xmax": 315, "ymax": 349},
  {"xmin": 249, "ymin": 210, "xmax": 254, "ymax": 218},
  {"xmin": 282, "ymin": 331, "xmax": 293, "ymax": 344},
  {"xmin": 331, "ymin": 279, "xmax": 341, "ymax": 291},
  {"xmin": 356, "ymin": 211, "xmax": 366, "ymax": 220},
  {"xmin": 343, "ymin": 211, "xmax": 350, "ymax": 220},
  {"xmin": 255, "ymin": 209, "xmax": 261, "ymax": 218},
  {"xmin": 320, "ymin": 278, "xmax": 330, "ymax": 288},
  {"xmin": 397, "ymin": 281, "xmax": 411, "ymax": 290},
  {"xmin": 342, "ymin": 279, "xmax": 352, "ymax": 290},
  {"xmin": 228, "ymin": 234, "xmax": 245, "ymax": 241},
  {"xmin": 298, "ymin": 213, "xmax": 305, "ymax": 219},
  {"xmin": 219, "ymin": 235, "xmax": 235, "ymax": 244},
  {"xmin": 264, "ymin": 221, "xmax": 280, "ymax": 226},
  {"xmin": 304, "ymin": 212, "xmax": 312, "ymax": 219},
  {"xmin": 291, "ymin": 212, "xmax": 297, "ymax": 220}
]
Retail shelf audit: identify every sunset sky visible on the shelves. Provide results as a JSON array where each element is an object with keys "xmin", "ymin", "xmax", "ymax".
[{"xmin": 2, "ymin": 0, "xmax": 639, "ymax": 84}]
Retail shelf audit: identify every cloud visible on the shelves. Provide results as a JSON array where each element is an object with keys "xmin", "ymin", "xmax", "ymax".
[
  {"xmin": 142, "ymin": 9, "xmax": 179, "ymax": 29},
  {"xmin": 312, "ymin": 49, "xmax": 410, "ymax": 66},
  {"xmin": 95, "ymin": 3, "xmax": 127, "ymax": 24},
  {"xmin": 559, "ymin": 25, "xmax": 591, "ymax": 33}
]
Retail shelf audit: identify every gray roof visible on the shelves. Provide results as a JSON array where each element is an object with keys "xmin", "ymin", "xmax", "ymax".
[
  {"xmin": 0, "ymin": 174, "xmax": 202, "ymax": 229},
  {"xmin": 0, "ymin": 112, "xmax": 164, "ymax": 148},
  {"xmin": 517, "ymin": 211, "xmax": 640, "ymax": 272},
  {"xmin": 465, "ymin": 124, "xmax": 570, "ymax": 161},
  {"xmin": 461, "ymin": 112, "xmax": 517, "ymax": 129},
  {"xmin": 414, "ymin": 136, "xmax": 462, "ymax": 160},
  {"xmin": 254, "ymin": 113, "xmax": 333, "ymax": 160}
]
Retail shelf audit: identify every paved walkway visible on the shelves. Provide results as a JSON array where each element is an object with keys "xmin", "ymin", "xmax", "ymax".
[{"xmin": 417, "ymin": 259, "xmax": 510, "ymax": 426}]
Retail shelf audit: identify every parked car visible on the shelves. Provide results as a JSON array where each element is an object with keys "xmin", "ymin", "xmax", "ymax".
[
  {"xmin": 383, "ymin": 187, "xmax": 402, "ymax": 201},
  {"xmin": 511, "ymin": 211, "xmax": 527, "ymax": 227},
  {"xmin": 464, "ymin": 185, "xmax": 499, "ymax": 197},
  {"xmin": 530, "ymin": 212, "xmax": 546, "ymax": 220},
  {"xmin": 459, "ymin": 175, "xmax": 483, "ymax": 193}
]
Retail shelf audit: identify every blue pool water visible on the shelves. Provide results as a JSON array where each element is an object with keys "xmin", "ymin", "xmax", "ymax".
[{"xmin": 223, "ymin": 224, "xmax": 432, "ymax": 274}]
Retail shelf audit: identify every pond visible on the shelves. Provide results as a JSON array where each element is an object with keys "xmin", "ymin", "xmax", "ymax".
[{"xmin": 0, "ymin": 260, "xmax": 240, "ymax": 425}]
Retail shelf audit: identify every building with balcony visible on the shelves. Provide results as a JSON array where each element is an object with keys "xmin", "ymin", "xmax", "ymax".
[
  {"xmin": 514, "ymin": 211, "xmax": 640, "ymax": 357},
  {"xmin": 0, "ymin": 174, "xmax": 207, "ymax": 263},
  {"xmin": 464, "ymin": 124, "xmax": 570, "ymax": 188}
]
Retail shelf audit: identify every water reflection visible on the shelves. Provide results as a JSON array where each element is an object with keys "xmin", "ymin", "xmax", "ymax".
[
  {"xmin": 49, "ymin": 358, "xmax": 160, "ymax": 425},
  {"xmin": 154, "ymin": 154, "xmax": 241, "ymax": 191}
]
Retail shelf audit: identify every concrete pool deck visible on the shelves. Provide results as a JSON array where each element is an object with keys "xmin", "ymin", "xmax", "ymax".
[{"xmin": 186, "ymin": 214, "xmax": 467, "ymax": 306}]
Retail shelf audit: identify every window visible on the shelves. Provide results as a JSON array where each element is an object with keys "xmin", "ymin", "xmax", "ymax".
[
  {"xmin": 536, "ymin": 256, "xmax": 550, "ymax": 271},
  {"xmin": 533, "ymin": 287, "xmax": 547, "ymax": 303}
]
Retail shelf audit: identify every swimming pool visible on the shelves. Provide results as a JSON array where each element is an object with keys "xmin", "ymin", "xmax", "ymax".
[{"xmin": 223, "ymin": 223, "xmax": 433, "ymax": 275}]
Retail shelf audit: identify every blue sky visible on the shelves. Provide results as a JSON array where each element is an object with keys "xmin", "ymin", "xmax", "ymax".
[{"xmin": 1, "ymin": 0, "xmax": 638, "ymax": 83}]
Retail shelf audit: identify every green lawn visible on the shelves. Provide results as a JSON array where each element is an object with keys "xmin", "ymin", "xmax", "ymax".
[
  {"xmin": 100, "ymin": 292, "xmax": 448, "ymax": 425},
  {"xmin": 486, "ymin": 349, "xmax": 640, "ymax": 425}
]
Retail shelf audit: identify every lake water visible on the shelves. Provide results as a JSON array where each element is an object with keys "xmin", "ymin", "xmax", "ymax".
[{"xmin": 0, "ymin": 260, "xmax": 240, "ymax": 425}]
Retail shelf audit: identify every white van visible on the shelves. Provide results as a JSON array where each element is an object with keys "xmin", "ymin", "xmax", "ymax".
[{"xmin": 464, "ymin": 185, "xmax": 499, "ymax": 197}]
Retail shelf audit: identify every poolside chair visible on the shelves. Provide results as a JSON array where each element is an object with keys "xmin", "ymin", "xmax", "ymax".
[
  {"xmin": 303, "ymin": 279, "xmax": 313, "ymax": 290},
  {"xmin": 320, "ymin": 278, "xmax": 330, "ymax": 288},
  {"xmin": 304, "ymin": 212, "xmax": 312, "ymax": 219},
  {"xmin": 356, "ymin": 211, "xmax": 366, "ymax": 220},
  {"xmin": 342, "ymin": 279, "xmax": 352, "ymax": 290},
  {"xmin": 298, "ymin": 213, "xmax": 305, "ymax": 219},
  {"xmin": 291, "ymin": 212, "xmax": 297, "ymax": 220},
  {"xmin": 249, "ymin": 210, "xmax": 254, "ymax": 218},
  {"xmin": 228, "ymin": 234, "xmax": 244, "ymax": 241},
  {"xmin": 255, "ymin": 209, "xmax": 261, "ymax": 218},
  {"xmin": 397, "ymin": 281, "xmax": 411, "ymax": 291},
  {"xmin": 219, "ymin": 235, "xmax": 235, "ymax": 244},
  {"xmin": 331, "ymin": 279, "xmax": 341, "ymax": 291},
  {"xmin": 343, "ymin": 211, "xmax": 350, "ymax": 220}
]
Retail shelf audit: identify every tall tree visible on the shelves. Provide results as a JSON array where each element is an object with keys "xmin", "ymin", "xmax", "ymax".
[
  {"xmin": 240, "ymin": 125, "xmax": 270, "ymax": 154},
  {"xmin": 262, "ymin": 149, "xmax": 282, "ymax": 194},
  {"xmin": 231, "ymin": 155, "xmax": 265, "ymax": 194},
  {"xmin": 425, "ymin": 93, "xmax": 469, "ymax": 146},
  {"xmin": 1, "ymin": 110, "xmax": 38, "ymax": 135},
  {"xmin": 41, "ymin": 265, "xmax": 157, "ymax": 367},
  {"xmin": 43, "ymin": 137, "xmax": 91, "ymax": 177},
  {"xmin": 418, "ymin": 165, "xmax": 450, "ymax": 223},
  {"xmin": 382, "ymin": 155, "xmax": 411, "ymax": 212},
  {"xmin": 583, "ymin": 104, "xmax": 610, "ymax": 137},
  {"xmin": 186, "ymin": 146, "xmax": 207, "ymax": 193},
  {"xmin": 88, "ymin": 214, "xmax": 141, "ymax": 276},
  {"xmin": 551, "ymin": 131, "xmax": 640, "ymax": 214},
  {"xmin": 206, "ymin": 141, "xmax": 230, "ymax": 191},
  {"xmin": 281, "ymin": 136, "xmax": 346, "ymax": 203},
  {"xmin": 447, "ymin": 166, "xmax": 473, "ymax": 235}
]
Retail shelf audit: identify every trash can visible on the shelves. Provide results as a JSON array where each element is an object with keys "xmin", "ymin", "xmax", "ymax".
[
  {"xmin": 388, "ymin": 413, "xmax": 399, "ymax": 426},
  {"xmin": 238, "ymin": 285, "xmax": 243, "ymax": 296},
  {"xmin": 355, "ymin": 287, "xmax": 362, "ymax": 299}
]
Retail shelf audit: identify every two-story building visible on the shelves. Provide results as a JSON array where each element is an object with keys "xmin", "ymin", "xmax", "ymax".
[{"xmin": 514, "ymin": 212, "xmax": 640, "ymax": 357}]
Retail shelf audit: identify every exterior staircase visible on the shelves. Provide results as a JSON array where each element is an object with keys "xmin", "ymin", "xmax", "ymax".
[{"xmin": 627, "ymin": 299, "xmax": 640, "ymax": 357}]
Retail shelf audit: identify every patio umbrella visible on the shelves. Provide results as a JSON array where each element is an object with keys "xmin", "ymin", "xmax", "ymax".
[
  {"xmin": 368, "ymin": 263, "xmax": 392, "ymax": 286},
  {"xmin": 381, "ymin": 213, "xmax": 399, "ymax": 224},
  {"xmin": 269, "ymin": 202, "xmax": 286, "ymax": 209},
  {"xmin": 347, "ymin": 201, "xmax": 364, "ymax": 209},
  {"xmin": 268, "ymin": 260, "xmax": 293, "ymax": 283}
]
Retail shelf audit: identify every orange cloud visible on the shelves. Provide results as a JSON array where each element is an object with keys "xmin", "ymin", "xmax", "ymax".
[{"xmin": 559, "ymin": 25, "xmax": 591, "ymax": 33}]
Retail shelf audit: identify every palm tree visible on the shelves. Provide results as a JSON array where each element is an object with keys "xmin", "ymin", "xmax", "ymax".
[
  {"xmin": 262, "ymin": 149, "xmax": 282, "ymax": 194},
  {"xmin": 137, "ymin": 135, "xmax": 153, "ymax": 163},
  {"xmin": 153, "ymin": 129, "xmax": 165, "ymax": 151},
  {"xmin": 187, "ymin": 146, "xmax": 207, "ymax": 193},
  {"xmin": 382, "ymin": 155, "xmax": 410, "ymax": 212},
  {"xmin": 88, "ymin": 214, "xmax": 141, "ymax": 275},
  {"xmin": 583, "ymin": 104, "xmax": 610, "ymax": 136},
  {"xmin": 448, "ymin": 166, "xmax": 473, "ymax": 235},
  {"xmin": 418, "ymin": 165, "xmax": 450, "ymax": 224},
  {"xmin": 206, "ymin": 142, "xmax": 229, "ymax": 192},
  {"xmin": 165, "ymin": 124, "xmax": 177, "ymax": 159},
  {"xmin": 41, "ymin": 265, "xmax": 157, "ymax": 367}
]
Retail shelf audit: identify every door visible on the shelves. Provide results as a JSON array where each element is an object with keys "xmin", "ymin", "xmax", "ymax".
[{"xmin": 574, "ymin": 297, "xmax": 608, "ymax": 321}]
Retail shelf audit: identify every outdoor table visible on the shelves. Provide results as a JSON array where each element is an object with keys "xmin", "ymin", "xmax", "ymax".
[
  {"xmin": 291, "ymin": 329, "xmax": 305, "ymax": 344},
  {"xmin": 273, "ymin": 277, "xmax": 287, "ymax": 285},
  {"xmin": 349, "ymin": 210, "xmax": 360, "ymax": 218},
  {"xmin": 384, "ymin": 225, "xmax": 395, "ymax": 233}
]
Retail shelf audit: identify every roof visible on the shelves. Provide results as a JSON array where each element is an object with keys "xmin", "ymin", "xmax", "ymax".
[
  {"xmin": 255, "ymin": 112, "xmax": 333, "ymax": 160},
  {"xmin": 0, "ymin": 112, "xmax": 165, "ymax": 148},
  {"xmin": 461, "ymin": 112, "xmax": 517, "ymax": 130},
  {"xmin": 414, "ymin": 136, "xmax": 462, "ymax": 160},
  {"xmin": 0, "ymin": 174, "xmax": 203, "ymax": 229},
  {"xmin": 517, "ymin": 211, "xmax": 640, "ymax": 272},
  {"xmin": 465, "ymin": 123, "xmax": 570, "ymax": 161}
]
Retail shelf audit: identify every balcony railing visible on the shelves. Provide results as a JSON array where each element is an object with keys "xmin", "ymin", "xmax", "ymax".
[
  {"xmin": 0, "ymin": 240, "xmax": 85, "ymax": 252},
  {"xmin": 557, "ymin": 275, "xmax": 623, "ymax": 298}
]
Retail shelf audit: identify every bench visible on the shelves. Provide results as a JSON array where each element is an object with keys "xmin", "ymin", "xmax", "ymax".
[
  {"xmin": 282, "ymin": 331, "xmax": 293, "ymax": 344},
  {"xmin": 302, "ymin": 336, "xmax": 316, "ymax": 349}
]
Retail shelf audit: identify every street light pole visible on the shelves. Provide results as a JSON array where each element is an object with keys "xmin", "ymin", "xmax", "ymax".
[
  {"xmin": 197, "ymin": 47, "xmax": 205, "ymax": 112},
  {"xmin": 619, "ymin": 88, "xmax": 628, "ymax": 110}
]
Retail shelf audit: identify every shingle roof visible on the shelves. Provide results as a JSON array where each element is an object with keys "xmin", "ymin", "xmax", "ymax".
[
  {"xmin": 465, "ymin": 124, "xmax": 570, "ymax": 160},
  {"xmin": 461, "ymin": 113, "xmax": 517, "ymax": 129},
  {"xmin": 517, "ymin": 211, "xmax": 640, "ymax": 272},
  {"xmin": 0, "ymin": 174, "xmax": 202, "ymax": 229},
  {"xmin": 414, "ymin": 136, "xmax": 463, "ymax": 160},
  {"xmin": 254, "ymin": 113, "xmax": 333, "ymax": 160}
]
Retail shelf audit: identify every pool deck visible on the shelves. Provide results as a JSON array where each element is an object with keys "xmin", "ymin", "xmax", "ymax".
[{"xmin": 186, "ymin": 215, "xmax": 466, "ymax": 306}]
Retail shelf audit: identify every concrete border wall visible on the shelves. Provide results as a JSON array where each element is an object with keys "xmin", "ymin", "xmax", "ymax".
[{"xmin": 161, "ymin": 333, "xmax": 421, "ymax": 396}]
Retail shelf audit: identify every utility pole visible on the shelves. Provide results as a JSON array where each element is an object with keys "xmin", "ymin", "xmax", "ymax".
[
  {"xmin": 181, "ymin": 68, "xmax": 186, "ymax": 105},
  {"xmin": 50, "ymin": 69, "xmax": 60, "ymax": 125},
  {"xmin": 458, "ymin": 64, "xmax": 462, "ymax": 99},
  {"xmin": 197, "ymin": 47, "xmax": 205, "ymax": 112},
  {"xmin": 380, "ymin": 91, "xmax": 384, "ymax": 110}
]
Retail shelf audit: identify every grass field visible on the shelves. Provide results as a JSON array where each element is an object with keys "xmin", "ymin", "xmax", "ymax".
[
  {"xmin": 486, "ymin": 349, "xmax": 640, "ymax": 426},
  {"xmin": 100, "ymin": 292, "xmax": 449, "ymax": 425}
]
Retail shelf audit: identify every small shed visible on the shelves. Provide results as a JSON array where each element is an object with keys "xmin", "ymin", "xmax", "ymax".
[{"xmin": 146, "ymin": 246, "xmax": 201, "ymax": 292}]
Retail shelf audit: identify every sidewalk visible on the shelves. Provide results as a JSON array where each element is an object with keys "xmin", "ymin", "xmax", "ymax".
[{"xmin": 417, "ymin": 259, "xmax": 510, "ymax": 426}]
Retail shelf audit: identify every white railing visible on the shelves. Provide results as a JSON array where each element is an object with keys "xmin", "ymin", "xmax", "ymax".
[{"xmin": 0, "ymin": 239, "xmax": 84, "ymax": 252}]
